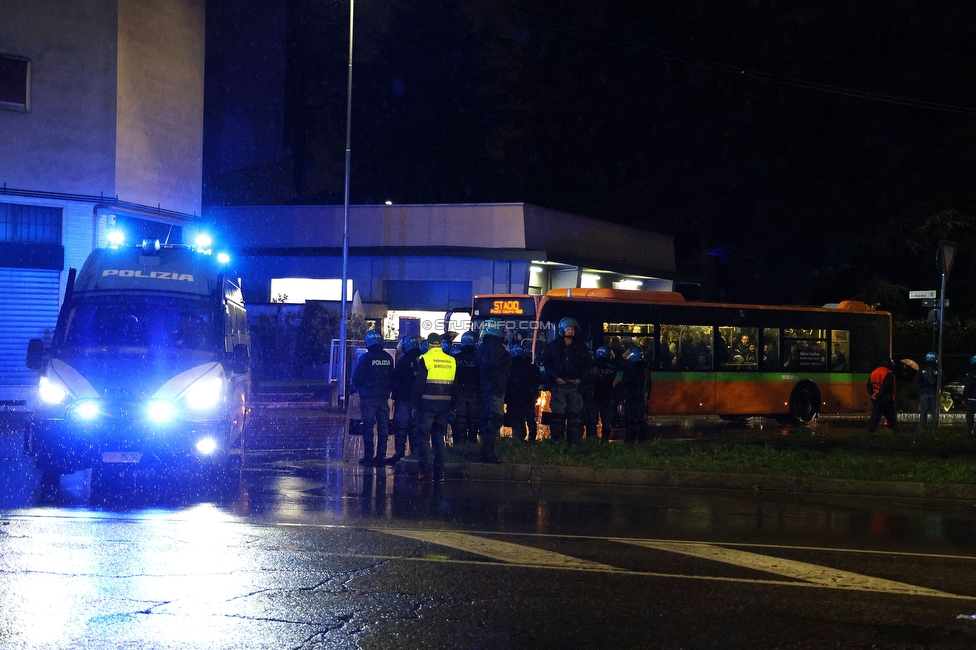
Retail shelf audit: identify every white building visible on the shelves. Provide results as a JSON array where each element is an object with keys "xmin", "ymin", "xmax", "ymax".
[{"xmin": 0, "ymin": 0, "xmax": 206, "ymax": 399}]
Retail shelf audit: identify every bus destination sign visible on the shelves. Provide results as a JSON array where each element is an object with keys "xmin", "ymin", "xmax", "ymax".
[{"xmin": 473, "ymin": 297, "xmax": 536, "ymax": 317}]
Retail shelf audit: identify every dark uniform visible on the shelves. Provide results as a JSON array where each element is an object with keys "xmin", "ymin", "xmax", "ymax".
[
  {"xmin": 585, "ymin": 349, "xmax": 617, "ymax": 442},
  {"xmin": 351, "ymin": 338, "xmax": 393, "ymax": 465},
  {"xmin": 412, "ymin": 334, "xmax": 457, "ymax": 479},
  {"xmin": 619, "ymin": 347, "xmax": 650, "ymax": 443},
  {"xmin": 389, "ymin": 338, "xmax": 422, "ymax": 464},
  {"xmin": 914, "ymin": 354, "xmax": 938, "ymax": 429},
  {"xmin": 452, "ymin": 337, "xmax": 481, "ymax": 444},
  {"xmin": 540, "ymin": 318, "xmax": 589, "ymax": 444},
  {"xmin": 506, "ymin": 349, "xmax": 541, "ymax": 442},
  {"xmin": 866, "ymin": 361, "xmax": 897, "ymax": 433},
  {"xmin": 477, "ymin": 321, "xmax": 511, "ymax": 462}
]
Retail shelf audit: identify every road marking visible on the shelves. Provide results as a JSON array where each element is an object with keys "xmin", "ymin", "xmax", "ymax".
[
  {"xmin": 378, "ymin": 529, "xmax": 617, "ymax": 571},
  {"xmin": 611, "ymin": 539, "xmax": 962, "ymax": 599},
  {"xmin": 372, "ymin": 528, "xmax": 974, "ymax": 600}
]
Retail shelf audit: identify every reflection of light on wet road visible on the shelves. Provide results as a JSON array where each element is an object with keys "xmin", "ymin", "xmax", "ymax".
[{"xmin": 1, "ymin": 506, "xmax": 262, "ymax": 647}]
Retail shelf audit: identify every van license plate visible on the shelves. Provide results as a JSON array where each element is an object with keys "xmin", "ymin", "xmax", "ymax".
[{"xmin": 102, "ymin": 452, "xmax": 141, "ymax": 464}]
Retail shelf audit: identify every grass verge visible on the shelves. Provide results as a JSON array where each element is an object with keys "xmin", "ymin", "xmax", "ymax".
[{"xmin": 448, "ymin": 428, "xmax": 976, "ymax": 485}]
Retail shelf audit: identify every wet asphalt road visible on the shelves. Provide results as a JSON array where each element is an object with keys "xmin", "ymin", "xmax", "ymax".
[{"xmin": 3, "ymin": 450, "xmax": 976, "ymax": 649}]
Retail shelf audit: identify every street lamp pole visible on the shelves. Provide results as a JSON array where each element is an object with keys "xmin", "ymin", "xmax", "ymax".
[
  {"xmin": 935, "ymin": 240, "xmax": 958, "ymax": 428},
  {"xmin": 338, "ymin": 0, "xmax": 355, "ymax": 408}
]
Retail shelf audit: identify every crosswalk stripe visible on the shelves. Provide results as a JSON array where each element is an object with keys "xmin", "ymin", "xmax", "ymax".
[
  {"xmin": 618, "ymin": 539, "xmax": 960, "ymax": 598},
  {"xmin": 376, "ymin": 529, "xmax": 618, "ymax": 571},
  {"xmin": 372, "ymin": 528, "xmax": 972, "ymax": 600}
]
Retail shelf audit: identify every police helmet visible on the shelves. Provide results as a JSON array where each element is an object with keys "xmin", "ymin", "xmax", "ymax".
[
  {"xmin": 365, "ymin": 330, "xmax": 383, "ymax": 348},
  {"xmin": 622, "ymin": 346, "xmax": 643, "ymax": 364},
  {"xmin": 925, "ymin": 351, "xmax": 937, "ymax": 363},
  {"xmin": 460, "ymin": 331, "xmax": 477, "ymax": 347},
  {"xmin": 558, "ymin": 317, "xmax": 579, "ymax": 337},
  {"xmin": 450, "ymin": 344, "xmax": 462, "ymax": 356},
  {"xmin": 482, "ymin": 318, "xmax": 504, "ymax": 339},
  {"xmin": 400, "ymin": 334, "xmax": 421, "ymax": 353},
  {"xmin": 595, "ymin": 346, "xmax": 611, "ymax": 359}
]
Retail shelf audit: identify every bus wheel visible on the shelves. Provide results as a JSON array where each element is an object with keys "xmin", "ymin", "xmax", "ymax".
[{"xmin": 788, "ymin": 386, "xmax": 820, "ymax": 425}]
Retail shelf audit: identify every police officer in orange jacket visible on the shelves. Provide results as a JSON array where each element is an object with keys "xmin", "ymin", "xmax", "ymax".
[{"xmin": 866, "ymin": 359, "xmax": 898, "ymax": 433}]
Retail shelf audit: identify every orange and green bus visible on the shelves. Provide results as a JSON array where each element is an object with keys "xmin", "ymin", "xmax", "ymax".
[{"xmin": 474, "ymin": 289, "xmax": 892, "ymax": 424}]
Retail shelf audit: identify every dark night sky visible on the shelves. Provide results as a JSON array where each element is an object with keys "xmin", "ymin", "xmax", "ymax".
[{"xmin": 203, "ymin": 0, "xmax": 976, "ymax": 317}]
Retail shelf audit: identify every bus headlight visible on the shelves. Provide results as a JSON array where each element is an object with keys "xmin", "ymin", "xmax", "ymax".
[
  {"xmin": 70, "ymin": 399, "xmax": 101, "ymax": 422},
  {"xmin": 146, "ymin": 399, "xmax": 179, "ymax": 425},
  {"xmin": 184, "ymin": 377, "xmax": 223, "ymax": 410},
  {"xmin": 39, "ymin": 376, "xmax": 68, "ymax": 404}
]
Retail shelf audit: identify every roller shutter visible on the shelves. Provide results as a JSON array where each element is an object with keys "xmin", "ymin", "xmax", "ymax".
[{"xmin": 0, "ymin": 268, "xmax": 61, "ymax": 388}]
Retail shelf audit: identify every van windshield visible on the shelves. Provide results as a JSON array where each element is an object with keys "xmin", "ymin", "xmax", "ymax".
[{"xmin": 60, "ymin": 296, "xmax": 218, "ymax": 353}]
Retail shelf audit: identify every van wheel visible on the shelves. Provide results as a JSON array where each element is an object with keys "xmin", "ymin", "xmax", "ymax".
[
  {"xmin": 789, "ymin": 386, "xmax": 820, "ymax": 425},
  {"xmin": 38, "ymin": 466, "xmax": 62, "ymax": 501}
]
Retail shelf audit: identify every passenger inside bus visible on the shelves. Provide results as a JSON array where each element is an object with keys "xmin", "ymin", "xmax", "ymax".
[{"xmin": 762, "ymin": 329, "xmax": 780, "ymax": 370}]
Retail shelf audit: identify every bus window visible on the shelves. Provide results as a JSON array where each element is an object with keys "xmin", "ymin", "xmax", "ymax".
[
  {"xmin": 660, "ymin": 324, "xmax": 712, "ymax": 370},
  {"xmin": 604, "ymin": 322, "xmax": 655, "ymax": 365},
  {"xmin": 718, "ymin": 326, "xmax": 758, "ymax": 370},
  {"xmin": 782, "ymin": 328, "xmax": 828, "ymax": 371},
  {"xmin": 830, "ymin": 330, "xmax": 850, "ymax": 372},
  {"xmin": 761, "ymin": 328, "xmax": 780, "ymax": 370}
]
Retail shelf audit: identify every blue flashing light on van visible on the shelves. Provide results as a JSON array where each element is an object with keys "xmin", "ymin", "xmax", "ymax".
[{"xmin": 26, "ymin": 239, "xmax": 251, "ymax": 491}]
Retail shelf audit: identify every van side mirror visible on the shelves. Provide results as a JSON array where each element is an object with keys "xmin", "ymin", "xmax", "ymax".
[
  {"xmin": 232, "ymin": 343, "xmax": 250, "ymax": 375},
  {"xmin": 26, "ymin": 339, "xmax": 45, "ymax": 370}
]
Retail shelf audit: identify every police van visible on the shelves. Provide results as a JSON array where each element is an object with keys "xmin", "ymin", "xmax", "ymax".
[{"xmin": 26, "ymin": 234, "xmax": 251, "ymax": 490}]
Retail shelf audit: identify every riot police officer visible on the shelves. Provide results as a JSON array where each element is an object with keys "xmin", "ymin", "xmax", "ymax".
[
  {"xmin": 388, "ymin": 333, "xmax": 422, "ymax": 465},
  {"xmin": 540, "ymin": 317, "xmax": 589, "ymax": 444},
  {"xmin": 915, "ymin": 351, "xmax": 938, "ymax": 429},
  {"xmin": 585, "ymin": 346, "xmax": 617, "ymax": 442},
  {"xmin": 452, "ymin": 331, "xmax": 481, "ymax": 445},
  {"xmin": 351, "ymin": 329, "xmax": 393, "ymax": 465},
  {"xmin": 506, "ymin": 345, "xmax": 541, "ymax": 442},
  {"xmin": 619, "ymin": 346, "xmax": 650, "ymax": 443},
  {"xmin": 477, "ymin": 319, "xmax": 510, "ymax": 462}
]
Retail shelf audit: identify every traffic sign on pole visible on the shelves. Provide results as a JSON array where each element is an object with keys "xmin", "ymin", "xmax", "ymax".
[
  {"xmin": 938, "ymin": 240, "xmax": 958, "ymax": 277},
  {"xmin": 909, "ymin": 290, "xmax": 937, "ymax": 300}
]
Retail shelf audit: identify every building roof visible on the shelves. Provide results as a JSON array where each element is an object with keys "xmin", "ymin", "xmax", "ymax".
[{"xmin": 207, "ymin": 202, "xmax": 675, "ymax": 278}]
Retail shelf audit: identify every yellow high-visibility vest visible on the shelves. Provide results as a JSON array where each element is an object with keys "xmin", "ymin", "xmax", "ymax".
[{"xmin": 420, "ymin": 347, "xmax": 456, "ymax": 404}]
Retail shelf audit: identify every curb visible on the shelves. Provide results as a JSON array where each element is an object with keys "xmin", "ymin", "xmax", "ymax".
[
  {"xmin": 299, "ymin": 455, "xmax": 976, "ymax": 502},
  {"xmin": 454, "ymin": 462, "xmax": 976, "ymax": 501}
]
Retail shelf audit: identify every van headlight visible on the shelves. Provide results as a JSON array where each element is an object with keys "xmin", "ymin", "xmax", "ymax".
[
  {"xmin": 184, "ymin": 377, "xmax": 223, "ymax": 410},
  {"xmin": 146, "ymin": 399, "xmax": 179, "ymax": 425},
  {"xmin": 39, "ymin": 376, "xmax": 68, "ymax": 404},
  {"xmin": 69, "ymin": 399, "xmax": 102, "ymax": 422}
]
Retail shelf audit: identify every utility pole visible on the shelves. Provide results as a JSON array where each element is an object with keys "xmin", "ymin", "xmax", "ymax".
[
  {"xmin": 338, "ymin": 0, "xmax": 355, "ymax": 408},
  {"xmin": 935, "ymin": 240, "xmax": 957, "ymax": 428}
]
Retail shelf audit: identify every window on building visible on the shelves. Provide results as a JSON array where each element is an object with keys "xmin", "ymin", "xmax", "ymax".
[
  {"xmin": 0, "ymin": 54, "xmax": 30, "ymax": 111},
  {"xmin": 0, "ymin": 203, "xmax": 61, "ymax": 245},
  {"xmin": 0, "ymin": 203, "xmax": 63, "ymax": 270}
]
